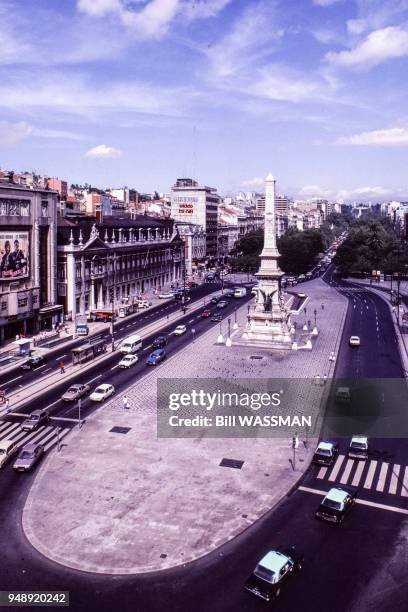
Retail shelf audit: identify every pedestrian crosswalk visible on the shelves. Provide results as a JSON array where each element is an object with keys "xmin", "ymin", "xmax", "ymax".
[
  {"xmin": 315, "ymin": 454, "xmax": 408, "ymax": 498},
  {"xmin": 0, "ymin": 420, "xmax": 70, "ymax": 453}
]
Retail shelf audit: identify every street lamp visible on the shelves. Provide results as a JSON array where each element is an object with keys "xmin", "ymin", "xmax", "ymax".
[
  {"xmin": 226, "ymin": 317, "xmax": 232, "ymax": 347},
  {"xmin": 217, "ymin": 320, "xmax": 224, "ymax": 344},
  {"xmin": 233, "ymin": 308, "xmax": 238, "ymax": 330},
  {"xmin": 78, "ymin": 398, "xmax": 82, "ymax": 429}
]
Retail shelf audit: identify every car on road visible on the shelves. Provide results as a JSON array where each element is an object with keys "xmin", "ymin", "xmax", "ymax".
[
  {"xmin": 13, "ymin": 442, "xmax": 45, "ymax": 472},
  {"xmin": 244, "ymin": 546, "xmax": 304, "ymax": 602},
  {"xmin": 136, "ymin": 300, "xmax": 151, "ymax": 309},
  {"xmin": 349, "ymin": 335, "xmax": 361, "ymax": 347},
  {"xmin": 158, "ymin": 292, "xmax": 175, "ymax": 299},
  {"xmin": 201, "ymin": 309, "xmax": 212, "ymax": 318},
  {"xmin": 315, "ymin": 487, "xmax": 357, "ymax": 524},
  {"xmin": 335, "ymin": 386, "xmax": 351, "ymax": 403},
  {"xmin": 206, "ymin": 272, "xmax": 216, "ymax": 281},
  {"xmin": 312, "ymin": 440, "xmax": 339, "ymax": 466},
  {"xmin": 152, "ymin": 335, "xmax": 167, "ymax": 349},
  {"xmin": 21, "ymin": 409, "xmax": 49, "ymax": 432},
  {"xmin": 348, "ymin": 435, "xmax": 369, "ymax": 460},
  {"xmin": 61, "ymin": 383, "xmax": 91, "ymax": 402},
  {"xmin": 217, "ymin": 300, "xmax": 228, "ymax": 309},
  {"xmin": 146, "ymin": 348, "xmax": 166, "ymax": 365},
  {"xmin": 297, "ymin": 292, "xmax": 306, "ymax": 298},
  {"xmin": 89, "ymin": 383, "xmax": 115, "ymax": 402},
  {"xmin": 173, "ymin": 324, "xmax": 187, "ymax": 336},
  {"xmin": 210, "ymin": 296, "xmax": 220, "ymax": 304},
  {"xmin": 20, "ymin": 354, "xmax": 47, "ymax": 370},
  {"xmin": 211, "ymin": 313, "xmax": 223, "ymax": 322},
  {"xmin": 0, "ymin": 439, "xmax": 19, "ymax": 469},
  {"xmin": 297, "ymin": 274, "xmax": 306, "ymax": 282},
  {"xmin": 118, "ymin": 354, "xmax": 139, "ymax": 368}
]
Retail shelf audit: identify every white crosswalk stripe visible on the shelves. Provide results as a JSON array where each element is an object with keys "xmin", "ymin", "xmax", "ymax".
[
  {"xmin": 376, "ymin": 463, "xmax": 389, "ymax": 492},
  {"xmin": 0, "ymin": 420, "xmax": 70, "ymax": 453},
  {"xmin": 340, "ymin": 459, "xmax": 354, "ymax": 485},
  {"xmin": 388, "ymin": 465, "xmax": 400, "ymax": 495},
  {"xmin": 351, "ymin": 461, "xmax": 365, "ymax": 487},
  {"xmin": 401, "ymin": 467, "xmax": 408, "ymax": 497},
  {"xmin": 328, "ymin": 455, "xmax": 345, "ymax": 481},
  {"xmin": 315, "ymin": 456, "xmax": 408, "ymax": 498},
  {"xmin": 363, "ymin": 460, "xmax": 378, "ymax": 489}
]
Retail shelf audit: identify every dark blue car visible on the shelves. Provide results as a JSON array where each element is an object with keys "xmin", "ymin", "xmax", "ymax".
[{"xmin": 146, "ymin": 348, "xmax": 166, "ymax": 366}]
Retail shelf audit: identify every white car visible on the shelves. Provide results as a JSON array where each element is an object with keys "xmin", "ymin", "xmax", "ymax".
[
  {"xmin": 349, "ymin": 336, "xmax": 361, "ymax": 347},
  {"xmin": 348, "ymin": 435, "xmax": 369, "ymax": 460},
  {"xmin": 158, "ymin": 292, "xmax": 175, "ymax": 299},
  {"xmin": 0, "ymin": 439, "xmax": 19, "ymax": 469},
  {"xmin": 173, "ymin": 324, "xmax": 187, "ymax": 336},
  {"xmin": 118, "ymin": 354, "xmax": 138, "ymax": 368},
  {"xmin": 136, "ymin": 300, "xmax": 151, "ymax": 309},
  {"xmin": 89, "ymin": 383, "xmax": 115, "ymax": 402}
]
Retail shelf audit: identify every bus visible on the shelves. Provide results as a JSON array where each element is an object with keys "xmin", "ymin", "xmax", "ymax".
[
  {"xmin": 71, "ymin": 339, "xmax": 107, "ymax": 365},
  {"xmin": 233, "ymin": 287, "xmax": 247, "ymax": 298}
]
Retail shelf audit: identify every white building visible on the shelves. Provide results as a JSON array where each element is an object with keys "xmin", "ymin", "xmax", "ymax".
[
  {"xmin": 175, "ymin": 222, "xmax": 206, "ymax": 275},
  {"xmin": 170, "ymin": 178, "xmax": 220, "ymax": 259}
]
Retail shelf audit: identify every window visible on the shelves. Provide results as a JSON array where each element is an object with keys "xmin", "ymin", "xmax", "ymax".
[
  {"xmin": 1, "ymin": 302, "xmax": 7, "ymax": 311},
  {"xmin": 18, "ymin": 297, "xmax": 28, "ymax": 308}
]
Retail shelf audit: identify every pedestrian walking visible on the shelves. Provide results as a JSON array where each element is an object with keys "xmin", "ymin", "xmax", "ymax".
[
  {"xmin": 123, "ymin": 395, "xmax": 130, "ymax": 410},
  {"xmin": 5, "ymin": 397, "xmax": 10, "ymax": 413},
  {"xmin": 59, "ymin": 361, "xmax": 65, "ymax": 374}
]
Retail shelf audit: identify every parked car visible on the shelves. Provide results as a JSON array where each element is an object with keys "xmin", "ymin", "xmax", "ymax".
[
  {"xmin": 298, "ymin": 274, "xmax": 306, "ymax": 282},
  {"xmin": 118, "ymin": 354, "xmax": 139, "ymax": 368},
  {"xmin": 0, "ymin": 439, "xmax": 19, "ymax": 469},
  {"xmin": 158, "ymin": 292, "xmax": 175, "ymax": 299},
  {"xmin": 312, "ymin": 441, "xmax": 339, "ymax": 466},
  {"xmin": 20, "ymin": 354, "xmax": 47, "ymax": 370},
  {"xmin": 349, "ymin": 336, "xmax": 361, "ymax": 347},
  {"xmin": 146, "ymin": 348, "xmax": 166, "ymax": 365},
  {"xmin": 217, "ymin": 300, "xmax": 228, "ymax": 309},
  {"xmin": 244, "ymin": 547, "xmax": 304, "ymax": 602},
  {"xmin": 315, "ymin": 487, "xmax": 357, "ymax": 524},
  {"xmin": 89, "ymin": 383, "xmax": 115, "ymax": 402},
  {"xmin": 211, "ymin": 313, "xmax": 223, "ymax": 322},
  {"xmin": 136, "ymin": 300, "xmax": 151, "ymax": 309},
  {"xmin": 152, "ymin": 335, "xmax": 167, "ymax": 349},
  {"xmin": 201, "ymin": 309, "xmax": 212, "ymax": 318},
  {"xmin": 61, "ymin": 383, "xmax": 91, "ymax": 402},
  {"xmin": 348, "ymin": 435, "xmax": 369, "ymax": 460},
  {"xmin": 173, "ymin": 324, "xmax": 187, "ymax": 336},
  {"xmin": 21, "ymin": 409, "xmax": 49, "ymax": 432},
  {"xmin": 13, "ymin": 442, "xmax": 45, "ymax": 472}
]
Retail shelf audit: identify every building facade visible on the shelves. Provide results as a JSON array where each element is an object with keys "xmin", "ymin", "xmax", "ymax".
[
  {"xmin": 170, "ymin": 178, "xmax": 219, "ymax": 260},
  {"xmin": 175, "ymin": 222, "xmax": 206, "ymax": 276},
  {"xmin": 57, "ymin": 215, "xmax": 183, "ymax": 320},
  {"xmin": 0, "ymin": 179, "xmax": 62, "ymax": 343}
]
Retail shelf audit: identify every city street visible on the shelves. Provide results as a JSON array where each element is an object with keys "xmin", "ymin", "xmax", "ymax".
[{"xmin": 0, "ymin": 268, "xmax": 407, "ymax": 611}]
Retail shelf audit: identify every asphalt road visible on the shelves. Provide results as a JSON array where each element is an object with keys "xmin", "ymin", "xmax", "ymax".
[
  {"xmin": 0, "ymin": 281, "xmax": 224, "ymax": 390},
  {"xmin": 1, "ymin": 269, "xmax": 408, "ymax": 612}
]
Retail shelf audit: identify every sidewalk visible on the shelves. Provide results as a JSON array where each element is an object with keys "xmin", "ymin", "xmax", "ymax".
[{"xmin": 22, "ymin": 277, "xmax": 348, "ymax": 575}]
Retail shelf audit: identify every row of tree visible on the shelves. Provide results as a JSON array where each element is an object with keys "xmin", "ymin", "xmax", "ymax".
[
  {"xmin": 230, "ymin": 213, "xmax": 347, "ymax": 275},
  {"xmin": 333, "ymin": 216, "xmax": 408, "ymax": 276}
]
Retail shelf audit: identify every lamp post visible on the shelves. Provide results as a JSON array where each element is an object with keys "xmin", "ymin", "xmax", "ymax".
[
  {"xmin": 78, "ymin": 398, "xmax": 82, "ymax": 429},
  {"xmin": 217, "ymin": 319, "xmax": 224, "ymax": 344},
  {"xmin": 110, "ymin": 254, "xmax": 116, "ymax": 352},
  {"xmin": 233, "ymin": 308, "xmax": 238, "ymax": 330},
  {"xmin": 314, "ymin": 309, "xmax": 317, "ymax": 327},
  {"xmin": 226, "ymin": 317, "xmax": 232, "ymax": 347}
]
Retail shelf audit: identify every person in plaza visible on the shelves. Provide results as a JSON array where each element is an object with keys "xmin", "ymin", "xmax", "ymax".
[
  {"xmin": 59, "ymin": 361, "xmax": 65, "ymax": 374},
  {"xmin": 123, "ymin": 395, "xmax": 130, "ymax": 410}
]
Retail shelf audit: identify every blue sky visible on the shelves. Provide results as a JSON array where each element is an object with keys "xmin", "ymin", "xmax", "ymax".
[{"xmin": 1, "ymin": 0, "xmax": 408, "ymax": 201}]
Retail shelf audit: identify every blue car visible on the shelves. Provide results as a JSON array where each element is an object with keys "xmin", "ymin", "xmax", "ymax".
[{"xmin": 146, "ymin": 348, "xmax": 166, "ymax": 366}]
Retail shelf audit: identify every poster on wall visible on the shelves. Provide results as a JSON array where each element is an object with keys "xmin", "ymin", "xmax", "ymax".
[{"xmin": 0, "ymin": 231, "xmax": 29, "ymax": 280}]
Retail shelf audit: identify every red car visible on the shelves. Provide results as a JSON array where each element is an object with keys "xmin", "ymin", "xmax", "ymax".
[{"xmin": 201, "ymin": 309, "xmax": 212, "ymax": 318}]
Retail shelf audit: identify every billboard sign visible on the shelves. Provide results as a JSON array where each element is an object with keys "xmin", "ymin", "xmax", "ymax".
[{"xmin": 0, "ymin": 231, "xmax": 29, "ymax": 281}]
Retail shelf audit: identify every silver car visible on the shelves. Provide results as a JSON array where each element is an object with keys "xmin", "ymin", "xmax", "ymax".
[
  {"xmin": 61, "ymin": 383, "xmax": 91, "ymax": 402},
  {"xmin": 13, "ymin": 442, "xmax": 45, "ymax": 472}
]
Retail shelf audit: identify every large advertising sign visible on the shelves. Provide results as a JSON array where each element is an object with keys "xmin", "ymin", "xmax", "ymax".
[
  {"xmin": 172, "ymin": 196, "xmax": 198, "ymax": 216},
  {"xmin": 0, "ymin": 231, "xmax": 29, "ymax": 281}
]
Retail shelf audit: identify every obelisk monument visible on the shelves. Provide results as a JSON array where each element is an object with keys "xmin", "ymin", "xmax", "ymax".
[{"xmin": 239, "ymin": 173, "xmax": 292, "ymax": 349}]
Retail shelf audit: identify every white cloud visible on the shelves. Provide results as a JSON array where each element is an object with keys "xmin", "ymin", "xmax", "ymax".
[
  {"xmin": 241, "ymin": 177, "xmax": 265, "ymax": 188},
  {"xmin": 77, "ymin": 0, "xmax": 122, "ymax": 17},
  {"xmin": 299, "ymin": 184, "xmax": 331, "ymax": 197},
  {"xmin": 182, "ymin": 0, "xmax": 231, "ymax": 20},
  {"xmin": 337, "ymin": 126, "xmax": 408, "ymax": 146},
  {"xmin": 121, "ymin": 0, "xmax": 180, "ymax": 38},
  {"xmin": 313, "ymin": 0, "xmax": 343, "ymax": 6},
  {"xmin": 337, "ymin": 186, "xmax": 393, "ymax": 200},
  {"xmin": 0, "ymin": 121, "xmax": 33, "ymax": 145},
  {"xmin": 253, "ymin": 66, "xmax": 321, "ymax": 103},
  {"xmin": 326, "ymin": 26, "xmax": 408, "ymax": 68},
  {"xmin": 84, "ymin": 144, "xmax": 123, "ymax": 158}
]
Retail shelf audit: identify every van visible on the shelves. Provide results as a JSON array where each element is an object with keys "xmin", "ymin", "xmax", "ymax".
[
  {"xmin": 233, "ymin": 287, "xmax": 247, "ymax": 298},
  {"xmin": 120, "ymin": 334, "xmax": 142, "ymax": 354}
]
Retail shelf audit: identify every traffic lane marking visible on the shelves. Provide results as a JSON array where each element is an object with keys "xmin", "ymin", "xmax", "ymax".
[
  {"xmin": 86, "ymin": 375, "xmax": 102, "ymax": 385},
  {"xmin": 0, "ymin": 375, "xmax": 22, "ymax": 387},
  {"xmin": 298, "ymin": 486, "xmax": 408, "ymax": 516},
  {"xmin": 55, "ymin": 355, "xmax": 67, "ymax": 360}
]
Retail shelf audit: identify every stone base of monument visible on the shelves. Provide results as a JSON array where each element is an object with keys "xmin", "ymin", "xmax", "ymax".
[{"xmin": 234, "ymin": 326, "xmax": 293, "ymax": 351}]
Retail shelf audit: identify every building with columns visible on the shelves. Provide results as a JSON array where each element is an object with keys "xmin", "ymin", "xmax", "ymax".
[
  {"xmin": 57, "ymin": 215, "xmax": 183, "ymax": 320},
  {"xmin": 0, "ymin": 178, "xmax": 62, "ymax": 343},
  {"xmin": 174, "ymin": 222, "xmax": 206, "ymax": 276}
]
